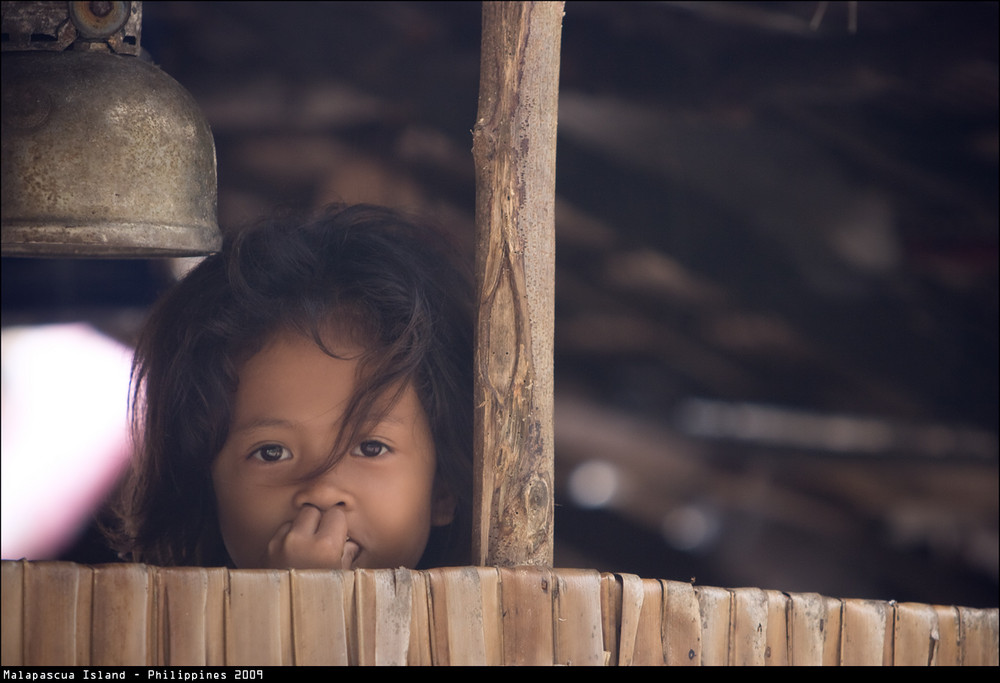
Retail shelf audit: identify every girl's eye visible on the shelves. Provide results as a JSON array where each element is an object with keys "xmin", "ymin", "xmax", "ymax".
[
  {"xmin": 353, "ymin": 440, "xmax": 389, "ymax": 458},
  {"xmin": 250, "ymin": 444, "xmax": 291, "ymax": 463}
]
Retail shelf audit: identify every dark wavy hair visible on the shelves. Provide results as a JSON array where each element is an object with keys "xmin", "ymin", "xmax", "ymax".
[{"xmin": 107, "ymin": 204, "xmax": 473, "ymax": 568}]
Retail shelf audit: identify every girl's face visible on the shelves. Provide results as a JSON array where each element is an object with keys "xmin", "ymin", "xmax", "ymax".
[{"xmin": 211, "ymin": 330, "xmax": 455, "ymax": 569}]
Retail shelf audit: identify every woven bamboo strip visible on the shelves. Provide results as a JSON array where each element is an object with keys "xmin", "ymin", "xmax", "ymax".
[
  {"xmin": 883, "ymin": 601, "xmax": 896, "ymax": 666},
  {"xmin": 821, "ymin": 596, "xmax": 843, "ymax": 665},
  {"xmin": 157, "ymin": 567, "xmax": 207, "ymax": 665},
  {"xmin": 599, "ymin": 572, "xmax": 622, "ymax": 664},
  {"xmin": 374, "ymin": 568, "xmax": 412, "ymax": 665},
  {"xmin": 477, "ymin": 566, "xmax": 503, "ymax": 665},
  {"xmin": 841, "ymin": 598, "xmax": 888, "ymax": 666},
  {"xmin": 226, "ymin": 570, "xmax": 291, "ymax": 665},
  {"xmin": 425, "ymin": 568, "xmax": 451, "ymax": 664},
  {"xmin": 959, "ymin": 606, "xmax": 1000, "ymax": 666},
  {"xmin": 933, "ymin": 605, "xmax": 961, "ymax": 666},
  {"xmin": 1, "ymin": 560, "xmax": 23, "ymax": 665},
  {"xmin": 288, "ymin": 569, "xmax": 350, "ymax": 666},
  {"xmin": 661, "ymin": 580, "xmax": 701, "ymax": 665},
  {"xmin": 631, "ymin": 579, "xmax": 666, "ymax": 665},
  {"xmin": 787, "ymin": 592, "xmax": 827, "ymax": 665},
  {"xmin": 695, "ymin": 585, "xmax": 731, "ymax": 665},
  {"xmin": 91, "ymin": 563, "xmax": 151, "ymax": 665},
  {"xmin": 616, "ymin": 573, "xmax": 644, "ymax": 666},
  {"xmin": 1, "ymin": 562, "xmax": 996, "ymax": 666},
  {"xmin": 499, "ymin": 565, "xmax": 554, "ymax": 665},
  {"xmin": 552, "ymin": 568, "xmax": 604, "ymax": 665},
  {"xmin": 205, "ymin": 567, "xmax": 228, "ymax": 665},
  {"xmin": 893, "ymin": 602, "xmax": 939, "ymax": 666},
  {"xmin": 730, "ymin": 587, "xmax": 768, "ymax": 665},
  {"xmin": 763, "ymin": 590, "xmax": 789, "ymax": 665},
  {"xmin": 406, "ymin": 569, "xmax": 433, "ymax": 666},
  {"xmin": 353, "ymin": 568, "xmax": 377, "ymax": 665},
  {"xmin": 427, "ymin": 565, "xmax": 485, "ymax": 664},
  {"xmin": 23, "ymin": 562, "xmax": 90, "ymax": 665}
]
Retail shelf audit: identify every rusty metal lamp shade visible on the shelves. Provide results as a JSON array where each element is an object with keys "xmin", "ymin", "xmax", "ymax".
[{"xmin": 2, "ymin": 10, "xmax": 220, "ymax": 257}]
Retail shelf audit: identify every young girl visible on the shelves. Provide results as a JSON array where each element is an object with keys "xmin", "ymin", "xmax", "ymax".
[{"xmin": 108, "ymin": 204, "xmax": 473, "ymax": 569}]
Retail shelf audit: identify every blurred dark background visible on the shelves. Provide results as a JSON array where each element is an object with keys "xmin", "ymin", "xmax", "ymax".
[{"xmin": 2, "ymin": 1, "xmax": 997, "ymax": 608}]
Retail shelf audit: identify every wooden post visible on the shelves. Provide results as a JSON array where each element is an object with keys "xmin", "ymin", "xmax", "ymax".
[{"xmin": 471, "ymin": 1, "xmax": 564, "ymax": 566}]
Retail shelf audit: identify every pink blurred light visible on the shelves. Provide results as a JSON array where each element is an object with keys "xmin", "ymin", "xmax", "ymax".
[{"xmin": 1, "ymin": 323, "xmax": 133, "ymax": 559}]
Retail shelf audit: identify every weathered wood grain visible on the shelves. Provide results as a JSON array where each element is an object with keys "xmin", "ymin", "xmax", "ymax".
[{"xmin": 471, "ymin": 0, "xmax": 564, "ymax": 567}]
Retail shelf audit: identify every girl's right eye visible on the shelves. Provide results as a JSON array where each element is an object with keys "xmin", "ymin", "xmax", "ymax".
[{"xmin": 250, "ymin": 444, "xmax": 292, "ymax": 463}]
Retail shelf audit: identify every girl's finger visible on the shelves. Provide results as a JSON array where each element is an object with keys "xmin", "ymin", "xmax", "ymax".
[
  {"xmin": 289, "ymin": 504, "xmax": 323, "ymax": 534},
  {"xmin": 316, "ymin": 505, "xmax": 348, "ymax": 542}
]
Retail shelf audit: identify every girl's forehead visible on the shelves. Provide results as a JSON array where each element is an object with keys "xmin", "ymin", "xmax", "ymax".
[
  {"xmin": 237, "ymin": 327, "xmax": 409, "ymax": 414},
  {"xmin": 239, "ymin": 331, "xmax": 357, "ymax": 395}
]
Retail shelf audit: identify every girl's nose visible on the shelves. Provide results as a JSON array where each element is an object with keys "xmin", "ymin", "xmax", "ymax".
[{"xmin": 292, "ymin": 468, "xmax": 352, "ymax": 510}]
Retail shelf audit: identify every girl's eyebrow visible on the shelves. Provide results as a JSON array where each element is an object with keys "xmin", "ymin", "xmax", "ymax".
[
  {"xmin": 231, "ymin": 405, "xmax": 409, "ymax": 436},
  {"xmin": 230, "ymin": 417, "xmax": 300, "ymax": 434}
]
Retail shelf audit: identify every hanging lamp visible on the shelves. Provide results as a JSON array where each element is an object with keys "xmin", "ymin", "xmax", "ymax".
[{"xmin": 1, "ymin": 1, "xmax": 220, "ymax": 257}]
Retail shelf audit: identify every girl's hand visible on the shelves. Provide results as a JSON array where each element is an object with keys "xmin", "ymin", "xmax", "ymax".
[{"xmin": 263, "ymin": 505, "xmax": 358, "ymax": 569}]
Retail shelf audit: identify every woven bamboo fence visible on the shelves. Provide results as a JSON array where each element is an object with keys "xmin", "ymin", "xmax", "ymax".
[{"xmin": 2, "ymin": 560, "xmax": 996, "ymax": 666}]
